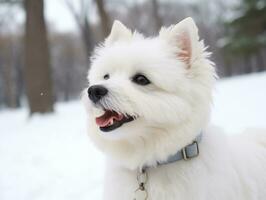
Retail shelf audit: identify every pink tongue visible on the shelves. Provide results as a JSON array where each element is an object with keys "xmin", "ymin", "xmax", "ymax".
[{"xmin": 96, "ymin": 111, "xmax": 124, "ymax": 127}]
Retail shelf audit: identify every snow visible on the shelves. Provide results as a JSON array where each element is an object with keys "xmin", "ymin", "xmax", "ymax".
[
  {"xmin": 212, "ymin": 72, "xmax": 266, "ymax": 133},
  {"xmin": 0, "ymin": 72, "xmax": 266, "ymax": 200},
  {"xmin": 0, "ymin": 103, "xmax": 104, "ymax": 200}
]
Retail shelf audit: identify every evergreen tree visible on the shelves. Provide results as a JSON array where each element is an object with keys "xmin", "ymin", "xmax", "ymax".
[{"xmin": 223, "ymin": 0, "xmax": 266, "ymax": 73}]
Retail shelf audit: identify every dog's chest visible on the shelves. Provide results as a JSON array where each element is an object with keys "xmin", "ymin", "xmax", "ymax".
[
  {"xmin": 104, "ymin": 163, "xmax": 206, "ymax": 200},
  {"xmin": 103, "ymin": 132, "xmax": 266, "ymax": 200}
]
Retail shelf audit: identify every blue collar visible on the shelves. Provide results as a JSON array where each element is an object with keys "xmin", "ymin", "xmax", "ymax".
[{"xmin": 143, "ymin": 133, "xmax": 202, "ymax": 170}]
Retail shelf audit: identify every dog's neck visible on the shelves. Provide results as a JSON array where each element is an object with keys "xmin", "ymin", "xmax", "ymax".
[
  {"xmin": 104, "ymin": 117, "xmax": 207, "ymax": 170},
  {"xmin": 142, "ymin": 132, "xmax": 202, "ymax": 170}
]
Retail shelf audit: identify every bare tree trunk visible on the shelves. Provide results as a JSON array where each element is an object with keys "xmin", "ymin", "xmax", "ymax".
[
  {"xmin": 151, "ymin": 0, "xmax": 162, "ymax": 33},
  {"xmin": 14, "ymin": 42, "xmax": 23, "ymax": 107},
  {"xmin": 0, "ymin": 36, "xmax": 20, "ymax": 108},
  {"xmin": 2, "ymin": 60, "xmax": 17, "ymax": 108},
  {"xmin": 82, "ymin": 18, "xmax": 94, "ymax": 59},
  {"xmin": 24, "ymin": 0, "xmax": 54, "ymax": 114},
  {"xmin": 65, "ymin": 0, "xmax": 94, "ymax": 67},
  {"xmin": 95, "ymin": 0, "xmax": 110, "ymax": 38},
  {"xmin": 224, "ymin": 57, "xmax": 232, "ymax": 77},
  {"xmin": 256, "ymin": 50, "xmax": 265, "ymax": 72},
  {"xmin": 243, "ymin": 55, "xmax": 252, "ymax": 74}
]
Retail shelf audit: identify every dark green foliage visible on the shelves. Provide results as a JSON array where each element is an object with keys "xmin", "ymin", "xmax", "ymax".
[{"xmin": 224, "ymin": 0, "xmax": 266, "ymax": 55}]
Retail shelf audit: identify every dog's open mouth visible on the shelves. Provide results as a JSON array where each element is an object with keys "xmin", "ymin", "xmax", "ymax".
[{"xmin": 95, "ymin": 110, "xmax": 134, "ymax": 132}]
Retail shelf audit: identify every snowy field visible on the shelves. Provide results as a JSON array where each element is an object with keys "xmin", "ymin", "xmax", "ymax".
[{"xmin": 0, "ymin": 72, "xmax": 266, "ymax": 200}]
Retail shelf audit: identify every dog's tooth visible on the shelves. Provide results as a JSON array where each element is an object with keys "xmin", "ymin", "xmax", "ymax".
[{"xmin": 110, "ymin": 118, "xmax": 114, "ymax": 125}]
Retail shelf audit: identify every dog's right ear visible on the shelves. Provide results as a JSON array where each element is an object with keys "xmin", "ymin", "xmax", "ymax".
[
  {"xmin": 105, "ymin": 20, "xmax": 132, "ymax": 45},
  {"xmin": 159, "ymin": 18, "xmax": 203, "ymax": 69}
]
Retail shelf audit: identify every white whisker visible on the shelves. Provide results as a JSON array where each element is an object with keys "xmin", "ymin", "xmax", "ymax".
[{"xmin": 98, "ymin": 92, "xmax": 137, "ymax": 118}]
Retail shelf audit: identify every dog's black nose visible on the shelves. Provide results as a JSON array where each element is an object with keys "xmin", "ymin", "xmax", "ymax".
[{"xmin": 88, "ymin": 85, "xmax": 108, "ymax": 103}]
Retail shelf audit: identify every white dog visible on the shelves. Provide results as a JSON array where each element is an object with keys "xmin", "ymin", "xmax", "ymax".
[{"xmin": 83, "ymin": 18, "xmax": 266, "ymax": 200}]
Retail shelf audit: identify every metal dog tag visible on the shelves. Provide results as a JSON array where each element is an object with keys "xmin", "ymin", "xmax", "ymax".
[
  {"xmin": 134, "ymin": 188, "xmax": 148, "ymax": 200},
  {"xmin": 134, "ymin": 169, "xmax": 148, "ymax": 200}
]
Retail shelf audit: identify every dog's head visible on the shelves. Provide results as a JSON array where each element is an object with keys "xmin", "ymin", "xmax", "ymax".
[{"xmin": 83, "ymin": 18, "xmax": 216, "ymax": 169}]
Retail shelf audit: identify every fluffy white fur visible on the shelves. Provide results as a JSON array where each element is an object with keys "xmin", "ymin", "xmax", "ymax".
[{"xmin": 83, "ymin": 18, "xmax": 266, "ymax": 200}]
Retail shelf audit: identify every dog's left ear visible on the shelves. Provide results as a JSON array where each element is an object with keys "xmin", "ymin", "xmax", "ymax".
[
  {"xmin": 105, "ymin": 20, "xmax": 132, "ymax": 45},
  {"xmin": 159, "ymin": 17, "xmax": 200, "ymax": 68}
]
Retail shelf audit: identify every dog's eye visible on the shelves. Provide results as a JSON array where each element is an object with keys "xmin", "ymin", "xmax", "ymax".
[
  {"xmin": 103, "ymin": 74, "xmax": 110, "ymax": 80},
  {"xmin": 132, "ymin": 74, "xmax": 150, "ymax": 85}
]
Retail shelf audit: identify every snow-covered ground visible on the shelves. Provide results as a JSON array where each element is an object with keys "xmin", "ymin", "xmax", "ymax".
[{"xmin": 0, "ymin": 72, "xmax": 266, "ymax": 200}]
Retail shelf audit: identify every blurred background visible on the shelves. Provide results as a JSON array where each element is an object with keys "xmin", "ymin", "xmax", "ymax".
[
  {"xmin": 0, "ymin": 0, "xmax": 266, "ymax": 199},
  {"xmin": 0, "ymin": 0, "xmax": 265, "ymax": 113}
]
